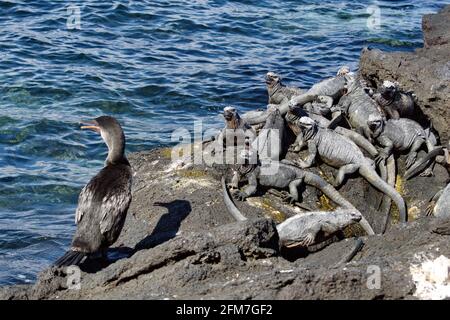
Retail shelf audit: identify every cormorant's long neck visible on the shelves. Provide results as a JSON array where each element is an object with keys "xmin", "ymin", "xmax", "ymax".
[{"xmin": 103, "ymin": 131, "xmax": 128, "ymax": 166}]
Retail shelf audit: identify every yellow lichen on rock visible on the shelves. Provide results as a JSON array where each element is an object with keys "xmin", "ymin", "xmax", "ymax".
[{"xmin": 246, "ymin": 197, "xmax": 286, "ymax": 223}]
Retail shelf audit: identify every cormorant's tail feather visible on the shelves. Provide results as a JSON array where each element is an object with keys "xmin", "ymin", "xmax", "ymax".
[{"xmin": 54, "ymin": 250, "xmax": 86, "ymax": 267}]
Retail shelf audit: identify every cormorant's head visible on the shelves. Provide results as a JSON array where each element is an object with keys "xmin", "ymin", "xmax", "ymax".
[
  {"xmin": 265, "ymin": 72, "xmax": 281, "ymax": 87},
  {"xmin": 81, "ymin": 116, "xmax": 126, "ymax": 164}
]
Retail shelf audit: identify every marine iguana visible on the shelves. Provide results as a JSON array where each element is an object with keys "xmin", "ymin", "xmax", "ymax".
[
  {"xmin": 367, "ymin": 116, "xmax": 436, "ymax": 170},
  {"xmin": 286, "ymin": 102, "xmax": 379, "ymax": 157},
  {"xmin": 276, "ymin": 209, "xmax": 362, "ymax": 248},
  {"xmin": 293, "ymin": 116, "xmax": 407, "ymax": 223},
  {"xmin": 290, "ymin": 66, "xmax": 353, "ymax": 107},
  {"xmin": 250, "ymin": 106, "xmax": 286, "ymax": 161},
  {"xmin": 373, "ymin": 80, "xmax": 415, "ymax": 120},
  {"xmin": 209, "ymin": 106, "xmax": 256, "ymax": 156},
  {"xmin": 226, "ymin": 154, "xmax": 375, "ymax": 234},
  {"xmin": 337, "ymin": 75, "xmax": 385, "ymax": 142},
  {"xmin": 265, "ymin": 71, "xmax": 305, "ymax": 105}
]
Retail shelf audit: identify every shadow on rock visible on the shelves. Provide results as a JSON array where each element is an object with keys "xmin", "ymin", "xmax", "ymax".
[{"xmin": 134, "ymin": 200, "xmax": 192, "ymax": 251}]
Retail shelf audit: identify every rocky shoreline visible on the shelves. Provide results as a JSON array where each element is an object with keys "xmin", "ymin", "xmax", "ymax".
[{"xmin": 1, "ymin": 5, "xmax": 449, "ymax": 300}]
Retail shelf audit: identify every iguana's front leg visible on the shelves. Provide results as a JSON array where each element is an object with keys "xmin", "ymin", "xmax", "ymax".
[
  {"xmin": 406, "ymin": 138, "xmax": 425, "ymax": 168},
  {"xmin": 289, "ymin": 132, "xmax": 305, "ymax": 152},
  {"xmin": 426, "ymin": 189, "xmax": 444, "ymax": 216},
  {"xmin": 294, "ymin": 141, "xmax": 317, "ymax": 168},
  {"xmin": 375, "ymin": 135, "xmax": 393, "ymax": 165},
  {"xmin": 288, "ymin": 178, "xmax": 305, "ymax": 203},
  {"xmin": 232, "ymin": 170, "xmax": 258, "ymax": 201}
]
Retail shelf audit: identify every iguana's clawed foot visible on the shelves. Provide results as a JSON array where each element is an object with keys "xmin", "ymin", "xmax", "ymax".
[
  {"xmin": 425, "ymin": 201, "xmax": 435, "ymax": 216},
  {"xmin": 419, "ymin": 168, "xmax": 433, "ymax": 177},
  {"xmin": 375, "ymin": 154, "xmax": 387, "ymax": 166},
  {"xmin": 288, "ymin": 144, "xmax": 300, "ymax": 153},
  {"xmin": 232, "ymin": 190, "xmax": 248, "ymax": 201},
  {"xmin": 301, "ymin": 233, "xmax": 315, "ymax": 247},
  {"xmin": 406, "ymin": 153, "xmax": 417, "ymax": 168},
  {"xmin": 279, "ymin": 191, "xmax": 296, "ymax": 204}
]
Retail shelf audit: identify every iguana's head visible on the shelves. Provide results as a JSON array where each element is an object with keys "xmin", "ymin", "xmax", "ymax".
[
  {"xmin": 265, "ymin": 72, "xmax": 282, "ymax": 88},
  {"xmin": 327, "ymin": 210, "xmax": 362, "ymax": 230},
  {"xmin": 367, "ymin": 114, "xmax": 384, "ymax": 137},
  {"xmin": 223, "ymin": 107, "xmax": 239, "ymax": 123},
  {"xmin": 337, "ymin": 65, "xmax": 350, "ymax": 76},
  {"xmin": 380, "ymin": 80, "xmax": 399, "ymax": 99},
  {"xmin": 297, "ymin": 116, "xmax": 318, "ymax": 141}
]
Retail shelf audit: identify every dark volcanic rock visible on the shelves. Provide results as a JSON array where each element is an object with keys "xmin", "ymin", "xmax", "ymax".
[
  {"xmin": 1, "ymin": 147, "xmax": 449, "ymax": 300},
  {"xmin": 360, "ymin": 5, "xmax": 450, "ymax": 143}
]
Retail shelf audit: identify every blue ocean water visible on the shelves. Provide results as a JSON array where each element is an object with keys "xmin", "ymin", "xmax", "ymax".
[{"xmin": 0, "ymin": 0, "xmax": 447, "ymax": 285}]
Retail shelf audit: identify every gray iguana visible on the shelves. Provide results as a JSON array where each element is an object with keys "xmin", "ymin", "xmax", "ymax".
[
  {"xmin": 337, "ymin": 75, "xmax": 385, "ymax": 142},
  {"xmin": 266, "ymin": 71, "xmax": 305, "ymax": 105},
  {"xmin": 367, "ymin": 116, "xmax": 436, "ymax": 172},
  {"xmin": 277, "ymin": 209, "xmax": 362, "ymax": 248},
  {"xmin": 290, "ymin": 66, "xmax": 353, "ymax": 107},
  {"xmin": 293, "ymin": 116, "xmax": 407, "ymax": 223}
]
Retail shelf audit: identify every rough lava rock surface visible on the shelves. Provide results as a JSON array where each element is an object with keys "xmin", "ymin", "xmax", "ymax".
[{"xmin": 359, "ymin": 5, "xmax": 450, "ymax": 143}]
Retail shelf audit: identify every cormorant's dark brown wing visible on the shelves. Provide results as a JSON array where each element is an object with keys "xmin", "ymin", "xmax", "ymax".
[{"xmin": 75, "ymin": 164, "xmax": 132, "ymax": 235}]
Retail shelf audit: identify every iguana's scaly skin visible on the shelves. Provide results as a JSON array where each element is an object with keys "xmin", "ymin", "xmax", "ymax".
[
  {"xmin": 266, "ymin": 72, "xmax": 305, "ymax": 105},
  {"xmin": 277, "ymin": 209, "xmax": 361, "ymax": 248},
  {"xmin": 373, "ymin": 81, "xmax": 415, "ymax": 119},
  {"xmin": 250, "ymin": 107, "xmax": 286, "ymax": 162},
  {"xmin": 368, "ymin": 117, "xmax": 436, "ymax": 169},
  {"xmin": 229, "ymin": 159, "xmax": 374, "ymax": 235},
  {"xmin": 294, "ymin": 117, "xmax": 407, "ymax": 223},
  {"xmin": 215, "ymin": 106, "xmax": 256, "ymax": 149},
  {"xmin": 286, "ymin": 104, "xmax": 379, "ymax": 157},
  {"xmin": 290, "ymin": 66, "xmax": 353, "ymax": 110},
  {"xmin": 338, "ymin": 76, "xmax": 385, "ymax": 142},
  {"xmin": 426, "ymin": 183, "xmax": 450, "ymax": 218}
]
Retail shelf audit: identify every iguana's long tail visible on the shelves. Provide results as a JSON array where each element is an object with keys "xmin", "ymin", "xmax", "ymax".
[
  {"xmin": 359, "ymin": 165, "xmax": 407, "ymax": 223},
  {"xmin": 221, "ymin": 176, "xmax": 248, "ymax": 222},
  {"xmin": 379, "ymin": 155, "xmax": 396, "ymax": 233},
  {"xmin": 303, "ymin": 172, "xmax": 375, "ymax": 235}
]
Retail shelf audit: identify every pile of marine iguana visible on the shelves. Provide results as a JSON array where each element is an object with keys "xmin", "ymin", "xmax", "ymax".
[{"xmin": 204, "ymin": 66, "xmax": 447, "ymax": 259}]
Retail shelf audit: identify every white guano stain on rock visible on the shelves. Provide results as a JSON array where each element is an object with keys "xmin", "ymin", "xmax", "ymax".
[{"xmin": 410, "ymin": 254, "xmax": 450, "ymax": 300}]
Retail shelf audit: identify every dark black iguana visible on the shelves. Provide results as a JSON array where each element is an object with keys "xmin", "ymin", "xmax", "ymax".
[
  {"xmin": 292, "ymin": 116, "xmax": 407, "ymax": 223},
  {"xmin": 373, "ymin": 80, "xmax": 415, "ymax": 120}
]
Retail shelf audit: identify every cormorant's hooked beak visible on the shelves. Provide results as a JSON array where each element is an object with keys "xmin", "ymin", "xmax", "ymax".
[{"xmin": 81, "ymin": 120, "xmax": 101, "ymax": 133}]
